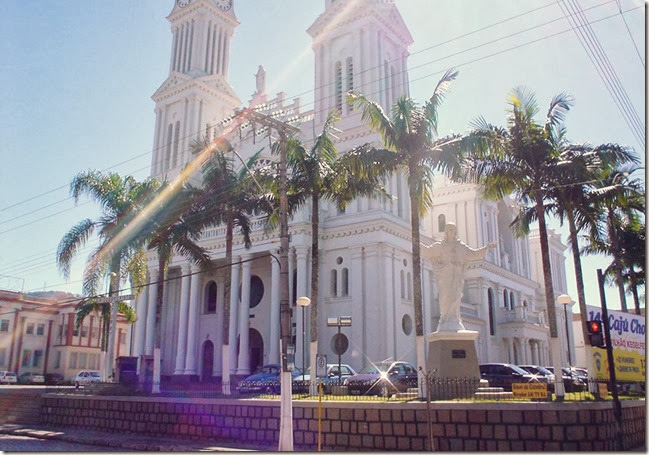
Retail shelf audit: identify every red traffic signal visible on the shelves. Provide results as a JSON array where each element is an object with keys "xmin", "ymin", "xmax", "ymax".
[
  {"xmin": 588, "ymin": 320, "xmax": 602, "ymax": 334},
  {"xmin": 587, "ymin": 320, "xmax": 605, "ymax": 347}
]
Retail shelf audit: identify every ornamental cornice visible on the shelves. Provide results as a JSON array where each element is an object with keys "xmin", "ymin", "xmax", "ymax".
[
  {"xmin": 167, "ymin": 0, "xmax": 239, "ymax": 28},
  {"xmin": 308, "ymin": 2, "xmax": 412, "ymax": 47},
  {"xmin": 468, "ymin": 261, "xmax": 541, "ymax": 290},
  {"xmin": 320, "ymin": 218, "xmax": 412, "ymax": 243},
  {"xmin": 152, "ymin": 74, "xmax": 240, "ymax": 107}
]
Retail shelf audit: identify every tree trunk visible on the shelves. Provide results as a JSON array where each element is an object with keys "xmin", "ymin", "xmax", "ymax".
[
  {"xmin": 104, "ymin": 256, "xmax": 121, "ymax": 381},
  {"xmin": 408, "ymin": 170, "xmax": 426, "ymax": 397},
  {"xmin": 567, "ymin": 212, "xmax": 590, "ymax": 346},
  {"xmin": 534, "ymin": 193, "xmax": 564, "ymax": 397},
  {"xmin": 607, "ymin": 209, "xmax": 628, "ymax": 312},
  {"xmin": 309, "ymin": 193, "xmax": 319, "ymax": 395},
  {"xmin": 221, "ymin": 219, "xmax": 233, "ymax": 395}
]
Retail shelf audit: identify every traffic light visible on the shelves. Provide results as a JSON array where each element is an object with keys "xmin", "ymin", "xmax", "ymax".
[{"xmin": 587, "ymin": 320, "xmax": 605, "ymax": 347}]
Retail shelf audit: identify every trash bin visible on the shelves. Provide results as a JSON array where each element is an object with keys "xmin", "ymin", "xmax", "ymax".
[{"xmin": 116, "ymin": 356, "xmax": 138, "ymax": 385}]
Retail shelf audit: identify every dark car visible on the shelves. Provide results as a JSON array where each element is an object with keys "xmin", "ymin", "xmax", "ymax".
[
  {"xmin": 44, "ymin": 373, "xmax": 65, "ymax": 385},
  {"xmin": 479, "ymin": 363, "xmax": 543, "ymax": 391},
  {"xmin": 294, "ymin": 363, "xmax": 357, "ymax": 394},
  {"xmin": 344, "ymin": 361, "xmax": 418, "ymax": 397},
  {"xmin": 545, "ymin": 366, "xmax": 587, "ymax": 392},
  {"xmin": 236, "ymin": 364, "xmax": 304, "ymax": 394}
]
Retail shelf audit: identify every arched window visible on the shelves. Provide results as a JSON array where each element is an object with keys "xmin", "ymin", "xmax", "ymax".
[
  {"xmin": 488, "ymin": 288, "xmax": 495, "ymax": 335},
  {"xmin": 400, "ymin": 270, "xmax": 405, "ymax": 299},
  {"xmin": 509, "ymin": 291, "xmax": 515, "ymax": 309},
  {"xmin": 438, "ymin": 214, "xmax": 446, "ymax": 232},
  {"xmin": 205, "ymin": 281, "xmax": 217, "ymax": 313},
  {"xmin": 341, "ymin": 268, "xmax": 349, "ymax": 296},
  {"xmin": 503, "ymin": 289, "xmax": 509, "ymax": 310},
  {"xmin": 334, "ymin": 61, "xmax": 343, "ymax": 112},
  {"xmin": 330, "ymin": 269, "xmax": 338, "ymax": 297}
]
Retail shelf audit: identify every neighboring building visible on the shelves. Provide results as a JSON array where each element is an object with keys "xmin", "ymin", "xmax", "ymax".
[
  {"xmin": 0, "ymin": 290, "xmax": 132, "ymax": 381},
  {"xmin": 130, "ymin": 0, "xmax": 572, "ymax": 382}
]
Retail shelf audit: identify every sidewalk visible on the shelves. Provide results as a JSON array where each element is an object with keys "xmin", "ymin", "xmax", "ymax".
[{"xmin": 0, "ymin": 423, "xmax": 272, "ymax": 452}]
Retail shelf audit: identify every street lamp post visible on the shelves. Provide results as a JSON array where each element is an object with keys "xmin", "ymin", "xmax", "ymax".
[
  {"xmin": 327, "ymin": 316, "xmax": 352, "ymax": 384},
  {"xmin": 557, "ymin": 294, "xmax": 573, "ymax": 367},
  {"xmin": 296, "ymin": 297, "xmax": 311, "ymax": 382}
]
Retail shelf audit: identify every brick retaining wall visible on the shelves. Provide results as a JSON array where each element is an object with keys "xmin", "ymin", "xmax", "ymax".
[{"xmin": 41, "ymin": 394, "xmax": 645, "ymax": 451}]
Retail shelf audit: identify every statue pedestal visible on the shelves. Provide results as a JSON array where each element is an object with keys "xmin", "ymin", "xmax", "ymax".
[{"xmin": 425, "ymin": 330, "xmax": 481, "ymax": 399}]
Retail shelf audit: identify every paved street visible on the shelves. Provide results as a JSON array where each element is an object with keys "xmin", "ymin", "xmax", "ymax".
[
  {"xmin": 0, "ymin": 433, "xmax": 118, "ymax": 452},
  {"xmin": 0, "ymin": 424, "xmax": 259, "ymax": 452}
]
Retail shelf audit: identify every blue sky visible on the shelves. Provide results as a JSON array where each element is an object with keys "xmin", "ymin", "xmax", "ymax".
[{"xmin": 0, "ymin": 0, "xmax": 645, "ymax": 311}]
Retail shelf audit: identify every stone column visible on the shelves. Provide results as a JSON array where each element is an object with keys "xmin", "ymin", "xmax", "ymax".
[
  {"xmin": 144, "ymin": 270, "xmax": 158, "ymax": 356},
  {"xmin": 506, "ymin": 338, "xmax": 514, "ymax": 364},
  {"xmin": 228, "ymin": 257, "xmax": 241, "ymax": 374},
  {"xmin": 294, "ymin": 246, "xmax": 309, "ymax": 371},
  {"xmin": 236, "ymin": 255, "xmax": 252, "ymax": 375},
  {"xmin": 269, "ymin": 253, "xmax": 281, "ymax": 364},
  {"xmin": 184, "ymin": 265, "xmax": 201, "ymax": 375},
  {"xmin": 174, "ymin": 264, "xmax": 191, "ymax": 375},
  {"xmin": 133, "ymin": 283, "xmax": 148, "ymax": 358}
]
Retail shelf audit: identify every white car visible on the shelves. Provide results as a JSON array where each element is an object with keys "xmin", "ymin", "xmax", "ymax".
[
  {"xmin": 75, "ymin": 371, "xmax": 101, "ymax": 387},
  {"xmin": 0, "ymin": 371, "xmax": 17, "ymax": 384}
]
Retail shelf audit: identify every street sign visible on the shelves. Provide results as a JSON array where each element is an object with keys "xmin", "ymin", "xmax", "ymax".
[
  {"xmin": 316, "ymin": 355, "xmax": 327, "ymax": 377},
  {"xmin": 95, "ymin": 294, "xmax": 134, "ymax": 303}
]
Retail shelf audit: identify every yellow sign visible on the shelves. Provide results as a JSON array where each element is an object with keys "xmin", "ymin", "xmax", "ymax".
[
  {"xmin": 512, "ymin": 382, "xmax": 548, "ymax": 398},
  {"xmin": 598, "ymin": 382, "xmax": 608, "ymax": 397},
  {"xmin": 592, "ymin": 348, "xmax": 646, "ymax": 382}
]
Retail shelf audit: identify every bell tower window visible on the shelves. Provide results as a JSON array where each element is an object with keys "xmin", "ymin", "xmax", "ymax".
[
  {"xmin": 346, "ymin": 57, "xmax": 354, "ymax": 113},
  {"xmin": 334, "ymin": 61, "xmax": 343, "ymax": 112}
]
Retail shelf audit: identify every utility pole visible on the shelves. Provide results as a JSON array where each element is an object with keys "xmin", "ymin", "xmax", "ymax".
[{"xmin": 234, "ymin": 108, "xmax": 299, "ymax": 451}]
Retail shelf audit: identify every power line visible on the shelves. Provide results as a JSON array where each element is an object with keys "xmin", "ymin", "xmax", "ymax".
[
  {"xmin": 0, "ymin": 0, "xmax": 617, "ymax": 216},
  {"xmin": 2, "ymin": 2, "xmax": 643, "ymax": 288}
]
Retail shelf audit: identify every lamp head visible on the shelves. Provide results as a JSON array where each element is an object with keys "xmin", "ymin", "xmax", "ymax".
[{"xmin": 296, "ymin": 296, "xmax": 311, "ymax": 307}]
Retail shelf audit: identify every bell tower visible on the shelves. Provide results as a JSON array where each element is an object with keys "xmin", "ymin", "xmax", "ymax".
[
  {"xmin": 307, "ymin": 0, "xmax": 413, "ymax": 126},
  {"xmin": 150, "ymin": 0, "xmax": 240, "ymax": 179}
]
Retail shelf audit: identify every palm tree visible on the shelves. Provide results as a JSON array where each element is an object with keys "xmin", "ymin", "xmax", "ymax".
[
  {"xmin": 466, "ymin": 87, "xmax": 574, "ymax": 394},
  {"xmin": 616, "ymin": 221, "xmax": 646, "ymax": 315},
  {"xmin": 57, "ymin": 170, "xmax": 160, "ymax": 379},
  {"xmin": 143, "ymin": 181, "xmax": 213, "ymax": 392},
  {"xmin": 74, "ymin": 297, "xmax": 137, "ymax": 352},
  {"xmin": 347, "ymin": 69, "xmax": 465, "ymax": 387},
  {"xmin": 281, "ymin": 110, "xmax": 388, "ymax": 394},
  {"xmin": 544, "ymin": 143, "xmax": 636, "ymax": 345},
  {"xmin": 585, "ymin": 165, "xmax": 644, "ymax": 313},
  {"xmin": 194, "ymin": 137, "xmax": 260, "ymax": 394}
]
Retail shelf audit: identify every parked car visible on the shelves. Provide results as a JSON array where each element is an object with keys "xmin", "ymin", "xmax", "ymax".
[
  {"xmin": 74, "ymin": 371, "xmax": 101, "ymax": 387},
  {"xmin": 545, "ymin": 366, "xmax": 587, "ymax": 392},
  {"xmin": 44, "ymin": 373, "xmax": 65, "ymax": 385},
  {"xmin": 236, "ymin": 364, "xmax": 304, "ymax": 394},
  {"xmin": 0, "ymin": 371, "xmax": 17, "ymax": 384},
  {"xmin": 17, "ymin": 372, "xmax": 45, "ymax": 384},
  {"xmin": 344, "ymin": 361, "xmax": 418, "ymax": 397},
  {"xmin": 294, "ymin": 363, "xmax": 358, "ymax": 394},
  {"xmin": 479, "ymin": 363, "xmax": 543, "ymax": 391}
]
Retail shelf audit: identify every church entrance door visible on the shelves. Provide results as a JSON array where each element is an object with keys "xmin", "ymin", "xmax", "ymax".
[{"xmin": 201, "ymin": 340, "xmax": 214, "ymax": 382}]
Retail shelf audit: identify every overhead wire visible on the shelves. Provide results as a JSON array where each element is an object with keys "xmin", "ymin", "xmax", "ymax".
[
  {"xmin": 558, "ymin": 0, "xmax": 645, "ymax": 149},
  {"xmin": 7, "ymin": 3, "xmax": 645, "ymax": 287},
  {"xmin": 0, "ymin": 0, "xmax": 621, "ymax": 217},
  {"xmin": 1, "ymin": 1, "xmax": 643, "ymax": 291}
]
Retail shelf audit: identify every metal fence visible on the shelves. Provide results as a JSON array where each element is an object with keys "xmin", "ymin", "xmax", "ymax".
[{"xmin": 43, "ymin": 376, "xmax": 645, "ymax": 402}]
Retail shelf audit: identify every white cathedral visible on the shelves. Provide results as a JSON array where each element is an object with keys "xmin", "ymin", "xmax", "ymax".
[{"xmin": 129, "ymin": 0, "xmax": 574, "ymax": 383}]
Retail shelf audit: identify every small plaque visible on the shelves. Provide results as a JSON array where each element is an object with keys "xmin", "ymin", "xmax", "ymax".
[{"xmin": 451, "ymin": 350, "xmax": 466, "ymax": 359}]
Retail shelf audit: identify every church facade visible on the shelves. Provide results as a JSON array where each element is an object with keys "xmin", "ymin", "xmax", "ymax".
[{"xmin": 130, "ymin": 0, "xmax": 574, "ymax": 382}]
